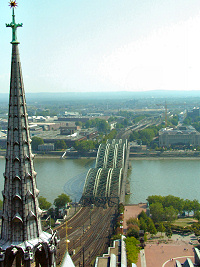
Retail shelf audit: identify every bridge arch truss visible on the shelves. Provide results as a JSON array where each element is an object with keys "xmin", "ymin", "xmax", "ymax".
[{"xmin": 81, "ymin": 139, "xmax": 128, "ymax": 206}]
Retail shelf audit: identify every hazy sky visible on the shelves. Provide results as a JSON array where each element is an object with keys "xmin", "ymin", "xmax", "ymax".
[{"xmin": 0, "ymin": 0, "xmax": 200, "ymax": 93}]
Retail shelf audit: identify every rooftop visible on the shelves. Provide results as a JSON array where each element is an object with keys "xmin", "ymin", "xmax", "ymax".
[{"xmin": 159, "ymin": 125, "xmax": 199, "ymax": 135}]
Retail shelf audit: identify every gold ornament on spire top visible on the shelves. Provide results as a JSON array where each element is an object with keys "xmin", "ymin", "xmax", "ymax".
[{"xmin": 9, "ymin": 0, "xmax": 18, "ymax": 8}]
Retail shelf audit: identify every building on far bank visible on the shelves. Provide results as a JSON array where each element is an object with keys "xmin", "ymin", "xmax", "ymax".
[
  {"xmin": 60, "ymin": 122, "xmax": 80, "ymax": 135},
  {"xmin": 159, "ymin": 125, "xmax": 200, "ymax": 147},
  {"xmin": 38, "ymin": 143, "xmax": 55, "ymax": 151}
]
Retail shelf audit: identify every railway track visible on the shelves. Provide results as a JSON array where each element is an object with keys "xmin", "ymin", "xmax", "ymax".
[
  {"xmin": 56, "ymin": 207, "xmax": 90, "ymax": 264},
  {"xmin": 55, "ymin": 206, "xmax": 117, "ymax": 266},
  {"xmin": 71, "ymin": 207, "xmax": 116, "ymax": 266}
]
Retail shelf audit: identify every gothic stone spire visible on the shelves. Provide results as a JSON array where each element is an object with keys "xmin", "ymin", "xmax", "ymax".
[
  {"xmin": 0, "ymin": 3, "xmax": 58, "ymax": 266},
  {"xmin": 1, "ymin": 2, "xmax": 42, "ymax": 245}
]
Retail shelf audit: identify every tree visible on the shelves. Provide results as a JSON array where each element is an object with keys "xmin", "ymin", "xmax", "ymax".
[
  {"xmin": 150, "ymin": 202, "xmax": 164, "ymax": 223},
  {"xmin": 158, "ymin": 222, "xmax": 165, "ymax": 236},
  {"xmin": 164, "ymin": 206, "xmax": 178, "ymax": 222},
  {"xmin": 195, "ymin": 210, "xmax": 200, "ymax": 222},
  {"xmin": 75, "ymin": 121, "xmax": 82, "ymax": 127},
  {"xmin": 139, "ymin": 217, "xmax": 147, "ymax": 232},
  {"xmin": 125, "ymin": 237, "xmax": 140, "ymax": 266},
  {"xmin": 97, "ymin": 120, "xmax": 110, "ymax": 133},
  {"xmin": 74, "ymin": 140, "xmax": 95, "ymax": 153},
  {"xmin": 191, "ymin": 199, "xmax": 200, "ymax": 216},
  {"xmin": 129, "ymin": 131, "xmax": 139, "ymax": 142},
  {"xmin": 118, "ymin": 203, "xmax": 124, "ymax": 214},
  {"xmin": 138, "ymin": 129, "xmax": 155, "ymax": 145},
  {"xmin": 38, "ymin": 196, "xmax": 51, "ymax": 210},
  {"xmin": 54, "ymin": 193, "xmax": 71, "ymax": 210},
  {"xmin": 127, "ymin": 225, "xmax": 140, "ymax": 238},
  {"xmin": 55, "ymin": 140, "xmax": 67, "ymax": 150},
  {"xmin": 138, "ymin": 210, "xmax": 148, "ymax": 222},
  {"xmin": 163, "ymin": 195, "xmax": 184, "ymax": 213},
  {"xmin": 183, "ymin": 199, "xmax": 193, "ymax": 216},
  {"xmin": 126, "ymin": 217, "xmax": 140, "ymax": 227},
  {"xmin": 31, "ymin": 136, "xmax": 44, "ymax": 151},
  {"xmin": 103, "ymin": 130, "xmax": 117, "ymax": 143},
  {"xmin": 0, "ymin": 199, "xmax": 3, "ymax": 210},
  {"xmin": 147, "ymin": 217, "xmax": 157, "ymax": 235},
  {"xmin": 147, "ymin": 195, "xmax": 164, "ymax": 206}
]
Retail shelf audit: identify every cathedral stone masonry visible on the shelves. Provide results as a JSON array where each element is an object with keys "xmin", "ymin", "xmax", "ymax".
[{"xmin": 0, "ymin": 3, "xmax": 58, "ymax": 267}]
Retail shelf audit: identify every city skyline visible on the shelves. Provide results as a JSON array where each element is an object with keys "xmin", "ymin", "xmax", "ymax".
[{"xmin": 0, "ymin": 0, "xmax": 200, "ymax": 93}]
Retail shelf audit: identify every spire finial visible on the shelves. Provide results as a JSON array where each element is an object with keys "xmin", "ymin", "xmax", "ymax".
[{"xmin": 6, "ymin": 1, "xmax": 23, "ymax": 44}]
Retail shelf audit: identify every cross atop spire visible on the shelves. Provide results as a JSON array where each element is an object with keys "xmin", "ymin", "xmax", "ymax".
[{"xmin": 6, "ymin": 1, "xmax": 23, "ymax": 44}]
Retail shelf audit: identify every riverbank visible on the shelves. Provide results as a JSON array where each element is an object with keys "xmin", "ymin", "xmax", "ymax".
[
  {"xmin": 0, "ymin": 150, "xmax": 96, "ymax": 159},
  {"xmin": 129, "ymin": 157, "xmax": 200, "ymax": 160},
  {"xmin": 1, "ymin": 150, "xmax": 200, "ymax": 160},
  {"xmin": 1, "ymin": 153, "xmax": 200, "ymax": 160},
  {"xmin": 129, "ymin": 150, "xmax": 200, "ymax": 158}
]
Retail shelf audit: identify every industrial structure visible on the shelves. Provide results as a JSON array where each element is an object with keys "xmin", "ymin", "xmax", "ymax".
[
  {"xmin": 0, "ymin": 2, "xmax": 58, "ymax": 266},
  {"xmin": 81, "ymin": 139, "xmax": 129, "ymax": 206}
]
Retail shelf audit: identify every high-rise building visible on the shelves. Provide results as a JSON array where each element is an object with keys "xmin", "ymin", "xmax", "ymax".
[{"xmin": 0, "ymin": 2, "xmax": 58, "ymax": 266}]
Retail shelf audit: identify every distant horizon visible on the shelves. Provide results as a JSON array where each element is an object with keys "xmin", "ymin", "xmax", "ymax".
[
  {"xmin": 2, "ymin": 89, "xmax": 200, "ymax": 94},
  {"xmin": 1, "ymin": 89, "xmax": 200, "ymax": 103}
]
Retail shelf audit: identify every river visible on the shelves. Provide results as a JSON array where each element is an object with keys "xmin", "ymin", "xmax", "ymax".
[{"xmin": 0, "ymin": 157, "xmax": 199, "ymax": 204}]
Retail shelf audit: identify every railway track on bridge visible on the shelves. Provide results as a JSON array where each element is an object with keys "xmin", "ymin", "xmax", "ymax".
[
  {"xmin": 55, "ymin": 139, "xmax": 126, "ymax": 266},
  {"xmin": 56, "ymin": 206, "xmax": 116, "ymax": 266}
]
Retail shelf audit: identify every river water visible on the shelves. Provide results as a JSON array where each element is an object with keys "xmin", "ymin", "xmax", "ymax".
[{"xmin": 0, "ymin": 157, "xmax": 199, "ymax": 204}]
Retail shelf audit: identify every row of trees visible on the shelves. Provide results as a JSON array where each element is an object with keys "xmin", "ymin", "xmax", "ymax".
[
  {"xmin": 126, "ymin": 211, "xmax": 157, "ymax": 238},
  {"xmin": 84, "ymin": 118, "xmax": 110, "ymax": 133},
  {"xmin": 127, "ymin": 210, "xmax": 173, "ymax": 241},
  {"xmin": 32, "ymin": 137, "xmax": 67, "ymax": 151},
  {"xmin": 74, "ymin": 140, "xmax": 97, "ymax": 153},
  {"xmin": 39, "ymin": 193, "xmax": 71, "ymax": 211},
  {"xmin": 147, "ymin": 195, "xmax": 200, "ymax": 223},
  {"xmin": 32, "ymin": 136, "xmax": 98, "ymax": 153},
  {"xmin": 129, "ymin": 125, "xmax": 162, "ymax": 146},
  {"xmin": 115, "ymin": 111, "xmax": 149, "ymax": 124}
]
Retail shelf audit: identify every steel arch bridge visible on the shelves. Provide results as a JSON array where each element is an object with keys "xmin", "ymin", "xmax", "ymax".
[{"xmin": 81, "ymin": 139, "xmax": 128, "ymax": 206}]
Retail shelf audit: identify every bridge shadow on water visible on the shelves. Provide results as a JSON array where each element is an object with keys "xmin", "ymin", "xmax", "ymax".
[
  {"xmin": 63, "ymin": 172, "xmax": 87, "ymax": 202},
  {"xmin": 63, "ymin": 159, "xmax": 95, "ymax": 201}
]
